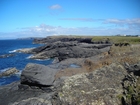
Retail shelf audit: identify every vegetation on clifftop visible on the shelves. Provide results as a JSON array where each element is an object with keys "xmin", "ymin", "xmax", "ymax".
[{"xmin": 92, "ymin": 36, "xmax": 140, "ymax": 44}]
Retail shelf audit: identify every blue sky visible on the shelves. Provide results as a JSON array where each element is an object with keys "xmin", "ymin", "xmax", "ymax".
[{"xmin": 0, "ymin": 0, "xmax": 140, "ymax": 39}]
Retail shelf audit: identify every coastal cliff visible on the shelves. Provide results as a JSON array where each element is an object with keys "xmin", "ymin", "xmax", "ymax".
[{"xmin": 0, "ymin": 36, "xmax": 139, "ymax": 105}]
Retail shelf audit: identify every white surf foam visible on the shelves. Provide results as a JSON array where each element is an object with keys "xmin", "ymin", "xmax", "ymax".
[
  {"xmin": 26, "ymin": 55, "xmax": 34, "ymax": 59},
  {"xmin": 26, "ymin": 55, "xmax": 50, "ymax": 61},
  {"xmin": 0, "ymin": 68, "xmax": 11, "ymax": 73},
  {"xmin": 9, "ymin": 49, "xmax": 17, "ymax": 53}
]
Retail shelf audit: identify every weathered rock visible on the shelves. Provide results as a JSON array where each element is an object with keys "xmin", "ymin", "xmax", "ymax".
[
  {"xmin": 114, "ymin": 43, "xmax": 130, "ymax": 47},
  {"xmin": 10, "ymin": 97, "xmax": 52, "ymax": 105},
  {"xmin": 21, "ymin": 63, "xmax": 58, "ymax": 86},
  {"xmin": 122, "ymin": 62, "xmax": 140, "ymax": 105},
  {"xmin": 33, "ymin": 36, "xmax": 112, "ymax": 44},
  {"xmin": 30, "ymin": 42, "xmax": 111, "ymax": 61},
  {"xmin": 124, "ymin": 62, "xmax": 140, "ymax": 76},
  {"xmin": 0, "ymin": 53, "xmax": 15, "ymax": 58},
  {"xmin": 0, "ymin": 81, "xmax": 54, "ymax": 105},
  {"xmin": 16, "ymin": 36, "xmax": 112, "ymax": 61},
  {"xmin": 33, "ymin": 36, "xmax": 94, "ymax": 44},
  {"xmin": 16, "ymin": 48, "xmax": 35, "ymax": 53},
  {"xmin": 0, "ymin": 67, "xmax": 19, "ymax": 77},
  {"xmin": 54, "ymin": 63, "xmax": 128, "ymax": 105},
  {"xmin": 1, "ymin": 62, "xmax": 140, "ymax": 105}
]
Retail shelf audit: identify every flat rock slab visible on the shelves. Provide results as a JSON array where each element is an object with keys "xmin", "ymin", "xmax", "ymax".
[{"xmin": 21, "ymin": 63, "xmax": 58, "ymax": 86}]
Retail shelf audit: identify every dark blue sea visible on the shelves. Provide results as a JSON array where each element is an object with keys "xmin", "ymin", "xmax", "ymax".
[{"xmin": 0, "ymin": 39, "xmax": 53, "ymax": 86}]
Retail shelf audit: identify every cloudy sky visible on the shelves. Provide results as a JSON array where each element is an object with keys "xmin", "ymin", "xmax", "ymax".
[{"xmin": 0, "ymin": 0, "xmax": 140, "ymax": 39}]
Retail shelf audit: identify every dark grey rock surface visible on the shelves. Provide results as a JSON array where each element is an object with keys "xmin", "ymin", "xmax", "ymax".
[
  {"xmin": 21, "ymin": 63, "xmax": 58, "ymax": 86},
  {"xmin": 29, "ymin": 41, "xmax": 111, "ymax": 61},
  {"xmin": 33, "ymin": 36, "xmax": 111, "ymax": 44},
  {"xmin": 16, "ymin": 36, "xmax": 112, "ymax": 61},
  {"xmin": 0, "ymin": 62, "xmax": 139, "ymax": 105},
  {"xmin": 0, "ymin": 81, "xmax": 53, "ymax": 105}
]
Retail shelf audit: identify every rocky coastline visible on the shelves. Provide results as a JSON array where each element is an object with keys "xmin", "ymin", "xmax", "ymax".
[
  {"xmin": 17, "ymin": 36, "xmax": 112, "ymax": 61},
  {"xmin": 0, "ymin": 36, "xmax": 139, "ymax": 105}
]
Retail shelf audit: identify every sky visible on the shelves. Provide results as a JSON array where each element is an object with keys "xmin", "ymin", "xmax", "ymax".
[{"xmin": 0, "ymin": 0, "xmax": 140, "ymax": 39}]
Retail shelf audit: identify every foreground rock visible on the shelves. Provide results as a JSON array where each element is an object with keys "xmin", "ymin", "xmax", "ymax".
[
  {"xmin": 21, "ymin": 63, "xmax": 58, "ymax": 86},
  {"xmin": 0, "ymin": 81, "xmax": 53, "ymax": 105},
  {"xmin": 0, "ymin": 62, "xmax": 139, "ymax": 105},
  {"xmin": 121, "ymin": 62, "xmax": 140, "ymax": 105},
  {"xmin": 0, "ymin": 67, "xmax": 19, "ymax": 78},
  {"xmin": 55, "ymin": 63, "xmax": 128, "ymax": 105}
]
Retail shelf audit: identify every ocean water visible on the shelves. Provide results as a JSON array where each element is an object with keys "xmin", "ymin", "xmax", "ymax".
[{"xmin": 0, "ymin": 39, "xmax": 53, "ymax": 86}]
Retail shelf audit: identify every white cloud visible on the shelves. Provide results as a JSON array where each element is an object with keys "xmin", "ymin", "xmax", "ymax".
[
  {"xmin": 103, "ymin": 18, "xmax": 140, "ymax": 26},
  {"xmin": 59, "ymin": 18, "xmax": 94, "ymax": 22},
  {"xmin": 49, "ymin": 4, "xmax": 61, "ymax": 10},
  {"xmin": 59, "ymin": 18, "xmax": 140, "ymax": 27},
  {"xmin": 1, "ymin": 18, "xmax": 140, "ymax": 39},
  {"xmin": 0, "ymin": 23, "xmax": 139, "ymax": 39}
]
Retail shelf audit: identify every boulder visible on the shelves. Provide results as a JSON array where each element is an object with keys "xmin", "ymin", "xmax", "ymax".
[
  {"xmin": 0, "ymin": 67, "xmax": 19, "ymax": 77},
  {"xmin": 21, "ymin": 63, "xmax": 58, "ymax": 86},
  {"xmin": 124, "ymin": 62, "xmax": 140, "ymax": 76}
]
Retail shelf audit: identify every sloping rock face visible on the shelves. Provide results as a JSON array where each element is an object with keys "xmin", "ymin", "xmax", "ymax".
[
  {"xmin": 55, "ymin": 63, "xmax": 128, "ymax": 105},
  {"xmin": 30, "ymin": 41, "xmax": 111, "ymax": 61},
  {"xmin": 21, "ymin": 63, "xmax": 58, "ymax": 86}
]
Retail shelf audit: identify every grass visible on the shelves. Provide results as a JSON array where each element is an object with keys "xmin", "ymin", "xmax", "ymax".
[
  {"xmin": 48, "ymin": 35, "xmax": 140, "ymax": 44},
  {"xmin": 92, "ymin": 36, "xmax": 140, "ymax": 44}
]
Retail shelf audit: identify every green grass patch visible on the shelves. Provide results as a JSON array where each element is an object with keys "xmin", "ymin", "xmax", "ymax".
[{"xmin": 92, "ymin": 36, "xmax": 140, "ymax": 44}]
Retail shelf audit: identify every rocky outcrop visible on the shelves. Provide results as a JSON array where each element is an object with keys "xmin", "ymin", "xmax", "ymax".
[
  {"xmin": 33, "ymin": 36, "xmax": 111, "ymax": 44},
  {"xmin": 14, "ymin": 36, "xmax": 112, "ymax": 61},
  {"xmin": 29, "ymin": 41, "xmax": 111, "ymax": 61},
  {"xmin": 120, "ymin": 62, "xmax": 140, "ymax": 105},
  {"xmin": 21, "ymin": 63, "xmax": 58, "ymax": 86},
  {"xmin": 54, "ymin": 63, "xmax": 128, "ymax": 105},
  {"xmin": 0, "ymin": 62, "xmax": 139, "ymax": 105},
  {"xmin": 33, "ymin": 37, "xmax": 94, "ymax": 44},
  {"xmin": 0, "ymin": 36, "xmax": 139, "ymax": 105},
  {"xmin": 114, "ymin": 43, "xmax": 130, "ymax": 47},
  {"xmin": 0, "ymin": 81, "xmax": 53, "ymax": 105},
  {"xmin": 16, "ymin": 48, "xmax": 35, "ymax": 53},
  {"xmin": 0, "ymin": 67, "xmax": 19, "ymax": 77},
  {"xmin": 0, "ymin": 53, "xmax": 15, "ymax": 58}
]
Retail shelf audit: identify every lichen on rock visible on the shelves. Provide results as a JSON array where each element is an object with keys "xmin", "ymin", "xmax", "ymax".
[{"xmin": 57, "ymin": 63, "xmax": 127, "ymax": 105}]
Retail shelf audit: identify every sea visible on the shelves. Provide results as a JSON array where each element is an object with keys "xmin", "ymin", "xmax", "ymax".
[{"xmin": 0, "ymin": 39, "xmax": 53, "ymax": 86}]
